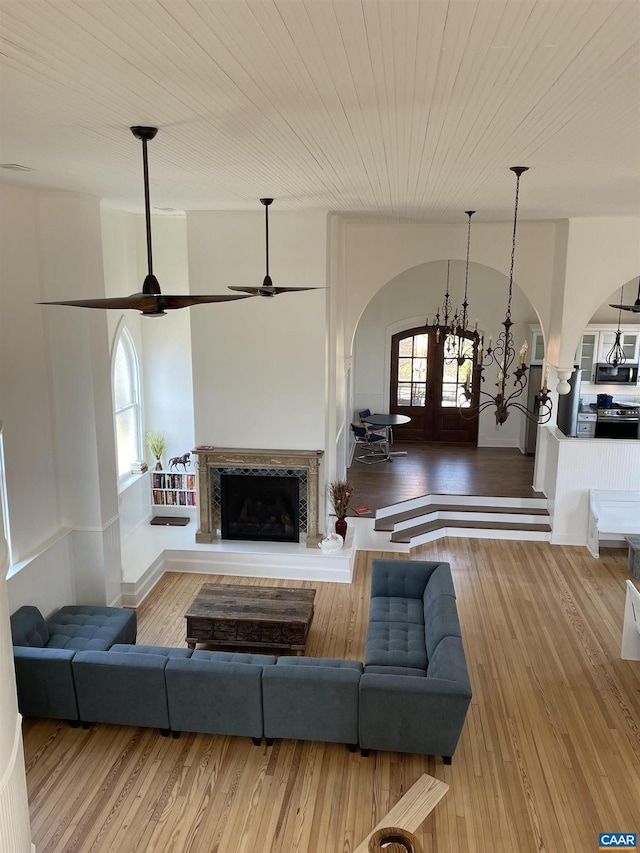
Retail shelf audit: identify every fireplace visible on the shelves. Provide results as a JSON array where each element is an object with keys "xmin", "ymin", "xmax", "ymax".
[
  {"xmin": 221, "ymin": 473, "xmax": 299, "ymax": 543},
  {"xmin": 193, "ymin": 448, "xmax": 323, "ymax": 548}
]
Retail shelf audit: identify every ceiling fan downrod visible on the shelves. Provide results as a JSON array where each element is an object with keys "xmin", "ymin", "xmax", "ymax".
[
  {"xmin": 260, "ymin": 198, "xmax": 273, "ymax": 288},
  {"xmin": 131, "ymin": 126, "xmax": 160, "ymax": 295}
]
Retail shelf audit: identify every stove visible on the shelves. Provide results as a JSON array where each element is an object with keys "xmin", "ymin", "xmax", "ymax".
[
  {"xmin": 590, "ymin": 402, "xmax": 640, "ymax": 421},
  {"xmin": 589, "ymin": 402, "xmax": 640, "ymax": 439}
]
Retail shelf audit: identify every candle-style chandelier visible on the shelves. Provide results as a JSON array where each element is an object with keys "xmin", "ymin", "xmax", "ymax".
[
  {"xmin": 605, "ymin": 285, "xmax": 627, "ymax": 369},
  {"xmin": 461, "ymin": 167, "xmax": 553, "ymax": 426},
  {"xmin": 429, "ymin": 211, "xmax": 477, "ymax": 362}
]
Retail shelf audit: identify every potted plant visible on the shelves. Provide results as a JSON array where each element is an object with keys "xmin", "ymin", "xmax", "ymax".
[
  {"xmin": 145, "ymin": 431, "xmax": 167, "ymax": 471},
  {"xmin": 329, "ymin": 480, "xmax": 354, "ymax": 538}
]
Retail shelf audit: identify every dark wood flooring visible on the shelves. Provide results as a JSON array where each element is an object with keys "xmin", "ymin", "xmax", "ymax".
[{"xmin": 346, "ymin": 442, "xmax": 538, "ymax": 516}]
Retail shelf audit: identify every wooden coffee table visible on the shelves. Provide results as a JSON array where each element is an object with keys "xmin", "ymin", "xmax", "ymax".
[{"xmin": 184, "ymin": 583, "xmax": 316, "ymax": 653}]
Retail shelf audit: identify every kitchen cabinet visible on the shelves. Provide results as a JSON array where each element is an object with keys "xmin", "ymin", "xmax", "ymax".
[
  {"xmin": 578, "ymin": 332, "xmax": 599, "ymax": 382},
  {"xmin": 528, "ymin": 326, "xmax": 546, "ymax": 365},
  {"xmin": 598, "ymin": 331, "xmax": 639, "ymax": 363}
]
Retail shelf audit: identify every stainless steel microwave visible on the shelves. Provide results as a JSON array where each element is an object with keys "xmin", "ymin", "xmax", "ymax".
[{"xmin": 594, "ymin": 363, "xmax": 639, "ymax": 384}]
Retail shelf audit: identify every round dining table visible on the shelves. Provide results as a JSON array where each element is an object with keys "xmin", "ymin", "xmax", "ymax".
[{"xmin": 361, "ymin": 413, "xmax": 411, "ymax": 461}]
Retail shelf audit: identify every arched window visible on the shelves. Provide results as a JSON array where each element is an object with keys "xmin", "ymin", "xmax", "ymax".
[{"xmin": 113, "ymin": 328, "xmax": 142, "ymax": 478}]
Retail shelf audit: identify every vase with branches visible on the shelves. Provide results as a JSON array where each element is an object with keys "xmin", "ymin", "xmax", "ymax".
[
  {"xmin": 145, "ymin": 431, "xmax": 167, "ymax": 470},
  {"xmin": 329, "ymin": 480, "xmax": 354, "ymax": 538}
]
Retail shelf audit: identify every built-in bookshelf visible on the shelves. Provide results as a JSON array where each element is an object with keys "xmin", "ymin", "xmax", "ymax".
[{"xmin": 151, "ymin": 471, "xmax": 197, "ymax": 510}]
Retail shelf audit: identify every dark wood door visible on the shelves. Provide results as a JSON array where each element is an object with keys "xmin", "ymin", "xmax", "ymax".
[{"xmin": 390, "ymin": 326, "xmax": 479, "ymax": 444}]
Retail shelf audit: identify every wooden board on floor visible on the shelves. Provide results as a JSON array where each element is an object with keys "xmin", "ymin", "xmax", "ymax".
[{"xmin": 353, "ymin": 773, "xmax": 448, "ymax": 852}]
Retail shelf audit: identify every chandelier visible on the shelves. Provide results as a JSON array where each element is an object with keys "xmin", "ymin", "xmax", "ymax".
[
  {"xmin": 605, "ymin": 285, "xmax": 627, "ymax": 369},
  {"xmin": 462, "ymin": 167, "xmax": 553, "ymax": 426},
  {"xmin": 430, "ymin": 211, "xmax": 477, "ymax": 362}
]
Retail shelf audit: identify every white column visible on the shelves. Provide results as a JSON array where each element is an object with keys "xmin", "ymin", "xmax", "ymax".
[{"xmin": 0, "ymin": 528, "xmax": 34, "ymax": 851}]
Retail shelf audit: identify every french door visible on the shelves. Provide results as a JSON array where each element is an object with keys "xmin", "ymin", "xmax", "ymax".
[{"xmin": 389, "ymin": 326, "xmax": 479, "ymax": 444}]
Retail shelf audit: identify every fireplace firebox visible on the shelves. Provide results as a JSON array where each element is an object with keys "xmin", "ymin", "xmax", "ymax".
[{"xmin": 221, "ymin": 473, "xmax": 299, "ymax": 543}]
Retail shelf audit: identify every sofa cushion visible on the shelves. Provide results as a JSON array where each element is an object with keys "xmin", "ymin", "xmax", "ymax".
[
  {"xmin": 364, "ymin": 621, "xmax": 428, "ymax": 670},
  {"xmin": 10, "ymin": 606, "xmax": 50, "ymax": 648},
  {"xmin": 370, "ymin": 559, "xmax": 446, "ymax": 600},
  {"xmin": 369, "ymin": 596, "xmax": 425, "ymax": 625},
  {"xmin": 275, "ymin": 656, "xmax": 362, "ymax": 671},
  {"xmin": 166, "ymin": 656, "xmax": 270, "ymax": 738},
  {"xmin": 427, "ymin": 636, "xmax": 471, "ymax": 688},
  {"xmin": 263, "ymin": 658, "xmax": 362, "ymax": 744},
  {"xmin": 72, "ymin": 650, "xmax": 169, "ymax": 729},
  {"xmin": 423, "ymin": 563, "xmax": 457, "ymax": 602},
  {"xmin": 191, "ymin": 650, "xmax": 277, "ymax": 666},
  {"xmin": 110, "ymin": 644, "xmax": 192, "ymax": 658},
  {"xmin": 50, "ymin": 606, "xmax": 137, "ymax": 647},
  {"xmin": 424, "ymin": 595, "xmax": 462, "ymax": 658},
  {"xmin": 363, "ymin": 665, "xmax": 427, "ymax": 677}
]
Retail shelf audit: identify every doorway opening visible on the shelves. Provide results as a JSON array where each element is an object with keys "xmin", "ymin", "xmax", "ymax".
[{"xmin": 389, "ymin": 325, "xmax": 479, "ymax": 444}]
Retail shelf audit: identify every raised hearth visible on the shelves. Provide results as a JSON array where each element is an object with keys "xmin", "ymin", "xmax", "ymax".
[{"xmin": 193, "ymin": 448, "xmax": 323, "ymax": 548}]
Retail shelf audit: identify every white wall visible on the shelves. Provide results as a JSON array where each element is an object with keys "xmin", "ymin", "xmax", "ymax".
[
  {"xmin": 140, "ymin": 215, "xmax": 195, "ymax": 463},
  {"xmin": 187, "ymin": 210, "xmax": 327, "ymax": 451},
  {"xmin": 0, "ymin": 185, "xmax": 60, "ymax": 561},
  {"xmin": 1, "ymin": 184, "xmax": 123, "ymax": 609},
  {"xmin": 353, "ymin": 259, "xmax": 538, "ymax": 448},
  {"xmin": 549, "ymin": 217, "xmax": 640, "ymax": 368}
]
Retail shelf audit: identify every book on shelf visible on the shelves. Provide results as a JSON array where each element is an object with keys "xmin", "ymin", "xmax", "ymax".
[
  {"xmin": 353, "ymin": 505, "xmax": 372, "ymax": 515},
  {"xmin": 130, "ymin": 460, "xmax": 148, "ymax": 474}
]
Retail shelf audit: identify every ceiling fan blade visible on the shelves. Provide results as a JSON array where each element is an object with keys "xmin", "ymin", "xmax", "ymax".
[
  {"xmin": 609, "ymin": 303, "xmax": 640, "ymax": 312},
  {"xmin": 228, "ymin": 285, "xmax": 322, "ymax": 297},
  {"xmin": 39, "ymin": 292, "xmax": 254, "ymax": 315},
  {"xmin": 610, "ymin": 279, "xmax": 640, "ymax": 312},
  {"xmin": 38, "ymin": 295, "xmax": 153, "ymax": 310},
  {"xmin": 159, "ymin": 294, "xmax": 255, "ymax": 309}
]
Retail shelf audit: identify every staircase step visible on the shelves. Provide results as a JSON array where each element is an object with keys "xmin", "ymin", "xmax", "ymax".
[
  {"xmin": 375, "ymin": 503, "xmax": 549, "ymax": 531},
  {"xmin": 391, "ymin": 518, "xmax": 552, "ymax": 544}
]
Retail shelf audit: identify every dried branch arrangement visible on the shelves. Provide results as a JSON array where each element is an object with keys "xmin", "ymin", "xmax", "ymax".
[{"xmin": 329, "ymin": 480, "xmax": 354, "ymax": 519}]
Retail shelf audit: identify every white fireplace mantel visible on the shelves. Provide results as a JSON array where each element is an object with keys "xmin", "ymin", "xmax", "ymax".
[{"xmin": 193, "ymin": 448, "xmax": 324, "ymax": 548}]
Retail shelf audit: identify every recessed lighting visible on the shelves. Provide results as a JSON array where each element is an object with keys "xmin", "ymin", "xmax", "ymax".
[{"xmin": 0, "ymin": 163, "xmax": 34, "ymax": 171}]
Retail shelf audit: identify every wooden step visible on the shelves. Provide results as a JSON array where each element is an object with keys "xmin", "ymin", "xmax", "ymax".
[
  {"xmin": 391, "ymin": 518, "xmax": 552, "ymax": 544},
  {"xmin": 375, "ymin": 503, "xmax": 550, "ymax": 531}
]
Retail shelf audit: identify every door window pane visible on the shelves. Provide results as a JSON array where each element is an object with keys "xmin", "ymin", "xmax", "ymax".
[
  {"xmin": 394, "ymin": 333, "xmax": 429, "ymax": 410},
  {"xmin": 412, "ymin": 384, "xmax": 426, "ymax": 406},
  {"xmin": 441, "ymin": 334, "xmax": 474, "ymax": 408},
  {"xmin": 412, "ymin": 358, "xmax": 426, "ymax": 381},
  {"xmin": 397, "ymin": 384, "xmax": 412, "ymax": 406},
  {"xmin": 398, "ymin": 337, "xmax": 413, "ymax": 357},
  {"xmin": 413, "ymin": 334, "xmax": 428, "ymax": 357},
  {"xmin": 398, "ymin": 358, "xmax": 413, "ymax": 381}
]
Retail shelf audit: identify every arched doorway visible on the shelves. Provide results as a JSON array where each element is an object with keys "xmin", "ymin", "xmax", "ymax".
[{"xmin": 389, "ymin": 325, "xmax": 479, "ymax": 444}]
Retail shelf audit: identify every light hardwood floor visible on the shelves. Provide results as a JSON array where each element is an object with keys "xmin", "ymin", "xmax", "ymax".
[{"xmin": 23, "ymin": 540, "xmax": 639, "ymax": 853}]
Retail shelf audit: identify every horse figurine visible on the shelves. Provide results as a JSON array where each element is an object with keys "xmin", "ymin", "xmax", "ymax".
[{"xmin": 168, "ymin": 452, "xmax": 191, "ymax": 471}]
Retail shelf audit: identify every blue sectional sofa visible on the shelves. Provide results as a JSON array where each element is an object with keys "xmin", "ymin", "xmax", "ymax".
[
  {"xmin": 10, "ymin": 605, "xmax": 137, "ymax": 722},
  {"xmin": 10, "ymin": 559, "xmax": 471, "ymax": 762},
  {"xmin": 359, "ymin": 559, "xmax": 472, "ymax": 763}
]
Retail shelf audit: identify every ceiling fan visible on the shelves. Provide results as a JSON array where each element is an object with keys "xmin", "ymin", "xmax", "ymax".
[
  {"xmin": 610, "ymin": 277, "xmax": 640, "ymax": 313},
  {"xmin": 228, "ymin": 198, "xmax": 322, "ymax": 297},
  {"xmin": 38, "ymin": 126, "xmax": 254, "ymax": 317}
]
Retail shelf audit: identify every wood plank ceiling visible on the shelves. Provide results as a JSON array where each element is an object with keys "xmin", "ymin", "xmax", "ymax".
[{"xmin": 0, "ymin": 0, "xmax": 638, "ymax": 221}]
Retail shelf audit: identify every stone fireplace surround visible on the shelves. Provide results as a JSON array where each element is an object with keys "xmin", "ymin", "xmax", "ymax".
[{"xmin": 194, "ymin": 448, "xmax": 323, "ymax": 548}]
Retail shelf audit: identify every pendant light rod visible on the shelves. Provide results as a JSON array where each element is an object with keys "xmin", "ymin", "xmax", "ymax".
[
  {"xmin": 505, "ymin": 167, "xmax": 528, "ymax": 321},
  {"xmin": 461, "ymin": 210, "xmax": 475, "ymax": 329},
  {"xmin": 131, "ymin": 127, "xmax": 158, "ymax": 278},
  {"xmin": 260, "ymin": 198, "xmax": 273, "ymax": 285}
]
